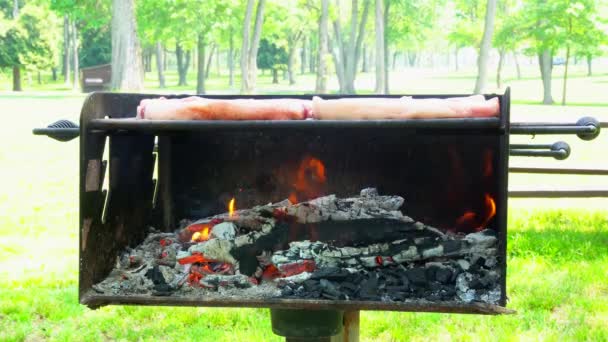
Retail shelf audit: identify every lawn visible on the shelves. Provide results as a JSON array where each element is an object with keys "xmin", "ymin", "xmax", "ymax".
[{"xmin": 1, "ymin": 69, "xmax": 607, "ymax": 341}]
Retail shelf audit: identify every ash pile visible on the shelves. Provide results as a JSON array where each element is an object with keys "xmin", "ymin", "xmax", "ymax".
[{"xmin": 93, "ymin": 188, "xmax": 501, "ymax": 304}]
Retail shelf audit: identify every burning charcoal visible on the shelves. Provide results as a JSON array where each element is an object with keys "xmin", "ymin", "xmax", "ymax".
[
  {"xmin": 405, "ymin": 268, "xmax": 427, "ymax": 287},
  {"xmin": 200, "ymin": 274, "xmax": 252, "ymax": 289},
  {"xmin": 310, "ymin": 267, "xmax": 352, "ymax": 281},
  {"xmin": 278, "ymin": 260, "xmax": 316, "ymax": 277},
  {"xmin": 276, "ymin": 272, "xmax": 312, "ymax": 284},
  {"xmin": 188, "ymin": 238, "xmax": 236, "ymax": 264},
  {"xmin": 210, "ymin": 222, "xmax": 237, "ymax": 240}
]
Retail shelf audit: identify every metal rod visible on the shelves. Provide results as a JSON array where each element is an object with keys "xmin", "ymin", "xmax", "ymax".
[
  {"xmin": 509, "ymin": 144, "xmax": 553, "ymax": 149},
  {"xmin": 509, "ymin": 149, "xmax": 568, "ymax": 159},
  {"xmin": 509, "ymin": 167, "xmax": 608, "ymax": 175},
  {"xmin": 510, "ymin": 124, "xmax": 597, "ymax": 135},
  {"xmin": 509, "ymin": 190, "xmax": 608, "ymax": 198}
]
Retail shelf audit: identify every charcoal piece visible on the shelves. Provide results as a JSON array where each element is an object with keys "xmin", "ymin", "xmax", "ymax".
[
  {"xmin": 435, "ymin": 267, "xmax": 454, "ymax": 284},
  {"xmin": 281, "ymin": 287, "xmax": 294, "ymax": 296},
  {"xmin": 152, "ymin": 284, "xmax": 173, "ymax": 296},
  {"xmin": 340, "ymin": 282, "xmax": 359, "ymax": 293},
  {"xmin": 441, "ymin": 288, "xmax": 457, "ymax": 299},
  {"xmin": 321, "ymin": 293, "xmax": 339, "ymax": 300},
  {"xmin": 319, "ymin": 279, "xmax": 341, "ymax": 297},
  {"xmin": 359, "ymin": 273, "xmax": 379, "ymax": 299},
  {"xmin": 441, "ymin": 240, "xmax": 462, "ymax": 254},
  {"xmin": 145, "ymin": 265, "xmax": 167, "ymax": 286},
  {"xmin": 469, "ymin": 278, "xmax": 484, "ymax": 290},
  {"xmin": 385, "ymin": 285, "xmax": 408, "ymax": 292},
  {"xmin": 426, "ymin": 293, "xmax": 442, "ymax": 301},
  {"xmin": 429, "ymin": 282, "xmax": 443, "ymax": 291},
  {"xmin": 425, "ymin": 265, "xmax": 439, "ymax": 280},
  {"xmin": 479, "ymin": 271, "xmax": 499, "ymax": 287},
  {"xmin": 405, "ymin": 268, "xmax": 427, "ymax": 286},
  {"xmin": 310, "ymin": 267, "xmax": 351, "ymax": 281},
  {"xmin": 303, "ymin": 279, "xmax": 320, "ymax": 292}
]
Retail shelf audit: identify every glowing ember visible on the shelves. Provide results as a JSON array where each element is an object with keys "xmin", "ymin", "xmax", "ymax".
[
  {"xmin": 479, "ymin": 194, "xmax": 496, "ymax": 229},
  {"xmin": 289, "ymin": 156, "xmax": 327, "ymax": 204},
  {"xmin": 228, "ymin": 197, "xmax": 235, "ymax": 218}
]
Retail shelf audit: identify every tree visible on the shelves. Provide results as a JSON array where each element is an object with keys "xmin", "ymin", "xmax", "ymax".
[
  {"xmin": 494, "ymin": 0, "xmax": 523, "ymax": 88},
  {"xmin": 558, "ymin": 0, "xmax": 606, "ymax": 105},
  {"xmin": 448, "ymin": 0, "xmax": 484, "ymax": 71},
  {"xmin": 0, "ymin": 4, "xmax": 58, "ymax": 91},
  {"xmin": 316, "ymin": 0, "xmax": 329, "ymax": 93},
  {"xmin": 374, "ymin": 0, "xmax": 385, "ymax": 94},
  {"xmin": 473, "ymin": 0, "xmax": 497, "ymax": 94},
  {"xmin": 330, "ymin": 0, "xmax": 371, "ymax": 94},
  {"xmin": 110, "ymin": 0, "xmax": 143, "ymax": 91},
  {"xmin": 241, "ymin": 0, "xmax": 266, "ymax": 94},
  {"xmin": 257, "ymin": 38, "xmax": 287, "ymax": 83}
]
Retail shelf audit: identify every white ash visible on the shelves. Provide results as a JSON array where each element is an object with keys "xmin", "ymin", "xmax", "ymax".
[
  {"xmin": 188, "ymin": 238, "xmax": 236, "ymax": 264},
  {"xmin": 211, "ymin": 222, "xmax": 237, "ymax": 240}
]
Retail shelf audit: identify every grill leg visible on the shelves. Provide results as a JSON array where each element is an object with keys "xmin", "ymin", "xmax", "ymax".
[{"xmin": 271, "ymin": 309, "xmax": 360, "ymax": 342}]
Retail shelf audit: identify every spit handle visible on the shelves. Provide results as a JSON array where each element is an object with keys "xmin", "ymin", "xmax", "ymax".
[
  {"xmin": 510, "ymin": 116, "xmax": 600, "ymax": 141},
  {"xmin": 509, "ymin": 141, "xmax": 571, "ymax": 160},
  {"xmin": 33, "ymin": 120, "xmax": 80, "ymax": 142}
]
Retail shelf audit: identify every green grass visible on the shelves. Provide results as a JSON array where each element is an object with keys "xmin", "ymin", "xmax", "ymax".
[{"xmin": 1, "ymin": 69, "xmax": 608, "ymax": 340}]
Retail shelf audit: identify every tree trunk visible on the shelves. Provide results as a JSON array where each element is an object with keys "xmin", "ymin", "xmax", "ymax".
[
  {"xmin": 272, "ymin": 69, "xmax": 279, "ymax": 84},
  {"xmin": 163, "ymin": 48, "xmax": 167, "ymax": 71},
  {"xmin": 383, "ymin": 0, "xmax": 390, "ymax": 94},
  {"xmin": 496, "ymin": 49, "xmax": 505, "ymax": 89},
  {"xmin": 37, "ymin": 71, "xmax": 42, "ymax": 84},
  {"xmin": 513, "ymin": 52, "xmax": 521, "ymax": 79},
  {"xmin": 586, "ymin": 54, "xmax": 592, "ymax": 76},
  {"xmin": 12, "ymin": 0, "xmax": 19, "ymax": 18},
  {"xmin": 111, "ymin": 0, "xmax": 143, "ymax": 91},
  {"xmin": 216, "ymin": 48, "xmax": 220, "ymax": 76},
  {"xmin": 454, "ymin": 48, "xmax": 459, "ymax": 71},
  {"xmin": 155, "ymin": 41, "xmax": 165, "ymax": 88},
  {"xmin": 64, "ymin": 16, "xmax": 71, "ymax": 86},
  {"xmin": 205, "ymin": 44, "xmax": 215, "ymax": 79},
  {"xmin": 374, "ymin": 0, "xmax": 385, "ymax": 94},
  {"xmin": 241, "ymin": 0, "xmax": 266, "ymax": 94},
  {"xmin": 473, "ymin": 0, "xmax": 497, "ymax": 94},
  {"xmin": 240, "ymin": 0, "xmax": 254, "ymax": 93},
  {"xmin": 72, "ymin": 21, "xmax": 79, "ymax": 92},
  {"xmin": 538, "ymin": 50, "xmax": 554, "ymax": 104},
  {"xmin": 197, "ymin": 34, "xmax": 206, "ymax": 94},
  {"xmin": 392, "ymin": 51, "xmax": 398, "ymax": 70},
  {"xmin": 316, "ymin": 0, "xmax": 329, "ymax": 93},
  {"xmin": 52, "ymin": 67, "xmax": 57, "ymax": 81},
  {"xmin": 309, "ymin": 35, "xmax": 315, "ymax": 73},
  {"xmin": 301, "ymin": 38, "xmax": 307, "ymax": 75},
  {"xmin": 248, "ymin": 0, "xmax": 265, "ymax": 93},
  {"xmin": 408, "ymin": 51, "xmax": 417, "ymax": 67},
  {"xmin": 288, "ymin": 45, "xmax": 297, "ymax": 85},
  {"xmin": 361, "ymin": 45, "xmax": 367, "ymax": 72},
  {"xmin": 229, "ymin": 28, "xmax": 235, "ymax": 87},
  {"xmin": 561, "ymin": 44, "xmax": 570, "ymax": 106},
  {"xmin": 282, "ymin": 69, "xmax": 288, "ymax": 81},
  {"xmin": 12, "ymin": 66, "xmax": 21, "ymax": 91},
  {"xmin": 176, "ymin": 44, "xmax": 190, "ymax": 86}
]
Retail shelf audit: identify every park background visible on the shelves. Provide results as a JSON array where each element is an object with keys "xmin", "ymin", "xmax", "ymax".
[{"xmin": 1, "ymin": 0, "xmax": 608, "ymax": 341}]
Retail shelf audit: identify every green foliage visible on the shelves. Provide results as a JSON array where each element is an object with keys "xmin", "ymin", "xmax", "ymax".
[
  {"xmin": 0, "ymin": 4, "xmax": 58, "ymax": 71},
  {"xmin": 257, "ymin": 38, "xmax": 288, "ymax": 70},
  {"xmin": 50, "ymin": 0, "xmax": 110, "ymax": 30},
  {"xmin": 448, "ymin": 0, "xmax": 485, "ymax": 48},
  {"xmin": 387, "ymin": 0, "xmax": 444, "ymax": 51},
  {"xmin": 79, "ymin": 25, "xmax": 111, "ymax": 68}
]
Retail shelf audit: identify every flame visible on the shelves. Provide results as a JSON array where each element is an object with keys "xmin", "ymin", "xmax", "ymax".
[
  {"xmin": 455, "ymin": 194, "xmax": 497, "ymax": 232},
  {"xmin": 191, "ymin": 227, "xmax": 210, "ymax": 242},
  {"xmin": 228, "ymin": 197, "xmax": 235, "ymax": 218},
  {"xmin": 289, "ymin": 156, "xmax": 327, "ymax": 204},
  {"xmin": 479, "ymin": 194, "xmax": 496, "ymax": 229}
]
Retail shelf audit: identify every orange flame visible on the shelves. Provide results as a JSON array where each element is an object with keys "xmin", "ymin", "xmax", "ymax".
[
  {"xmin": 289, "ymin": 156, "xmax": 327, "ymax": 204},
  {"xmin": 455, "ymin": 194, "xmax": 497, "ymax": 232},
  {"xmin": 228, "ymin": 197, "xmax": 235, "ymax": 218},
  {"xmin": 191, "ymin": 226, "xmax": 210, "ymax": 242}
]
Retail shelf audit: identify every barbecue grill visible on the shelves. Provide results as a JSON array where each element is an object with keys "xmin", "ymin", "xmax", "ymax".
[{"xmin": 33, "ymin": 88, "xmax": 602, "ymax": 341}]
